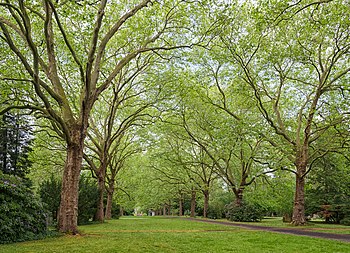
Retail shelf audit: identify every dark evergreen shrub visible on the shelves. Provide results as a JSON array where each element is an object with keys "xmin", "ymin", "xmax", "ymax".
[
  {"xmin": 0, "ymin": 172, "xmax": 47, "ymax": 244},
  {"xmin": 78, "ymin": 174, "xmax": 99, "ymax": 224},
  {"xmin": 0, "ymin": 113, "xmax": 33, "ymax": 177},
  {"xmin": 111, "ymin": 202, "xmax": 121, "ymax": 219},
  {"xmin": 225, "ymin": 202, "xmax": 264, "ymax": 222},
  {"xmin": 207, "ymin": 206, "xmax": 225, "ymax": 219},
  {"xmin": 340, "ymin": 218, "xmax": 350, "ymax": 226},
  {"xmin": 39, "ymin": 173, "xmax": 99, "ymax": 226},
  {"xmin": 39, "ymin": 175, "xmax": 61, "ymax": 225}
]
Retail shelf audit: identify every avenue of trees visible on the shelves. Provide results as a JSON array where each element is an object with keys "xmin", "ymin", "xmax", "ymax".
[{"xmin": 1, "ymin": 0, "xmax": 350, "ymax": 240}]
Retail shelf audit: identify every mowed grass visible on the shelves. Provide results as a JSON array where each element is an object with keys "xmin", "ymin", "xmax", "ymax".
[
  {"xmin": 215, "ymin": 217, "xmax": 350, "ymax": 234},
  {"xmin": 0, "ymin": 217, "xmax": 349, "ymax": 253}
]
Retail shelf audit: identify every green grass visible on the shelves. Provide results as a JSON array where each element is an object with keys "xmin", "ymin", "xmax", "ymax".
[
  {"xmin": 0, "ymin": 216, "xmax": 349, "ymax": 253},
  {"xmin": 210, "ymin": 217, "xmax": 350, "ymax": 234}
]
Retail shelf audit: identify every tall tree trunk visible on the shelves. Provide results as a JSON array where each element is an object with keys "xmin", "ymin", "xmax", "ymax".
[
  {"xmin": 234, "ymin": 187, "xmax": 243, "ymax": 207},
  {"xmin": 292, "ymin": 149, "xmax": 308, "ymax": 225},
  {"xmin": 190, "ymin": 190, "xmax": 196, "ymax": 217},
  {"xmin": 168, "ymin": 200, "xmax": 172, "ymax": 215},
  {"xmin": 94, "ymin": 174, "xmax": 105, "ymax": 222},
  {"xmin": 179, "ymin": 195, "xmax": 183, "ymax": 216},
  {"xmin": 203, "ymin": 189, "xmax": 209, "ymax": 218},
  {"xmin": 292, "ymin": 154, "xmax": 307, "ymax": 225},
  {"xmin": 292, "ymin": 174, "xmax": 306, "ymax": 225},
  {"xmin": 94, "ymin": 158, "xmax": 108, "ymax": 222},
  {"xmin": 58, "ymin": 125, "xmax": 85, "ymax": 234},
  {"xmin": 163, "ymin": 205, "xmax": 166, "ymax": 216},
  {"xmin": 105, "ymin": 182, "xmax": 114, "ymax": 220}
]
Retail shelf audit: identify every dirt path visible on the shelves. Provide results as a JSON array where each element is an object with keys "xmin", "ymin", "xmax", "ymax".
[{"xmin": 185, "ymin": 218, "xmax": 350, "ymax": 243}]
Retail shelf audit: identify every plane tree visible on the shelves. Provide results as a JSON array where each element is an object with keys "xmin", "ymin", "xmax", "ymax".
[
  {"xmin": 150, "ymin": 122, "xmax": 218, "ymax": 218},
  {"xmin": 217, "ymin": 0, "xmax": 350, "ymax": 224},
  {"xmin": 83, "ymin": 58, "xmax": 159, "ymax": 222},
  {"xmin": 188, "ymin": 54, "xmax": 285, "ymax": 207},
  {"xmin": 0, "ymin": 0, "xmax": 200, "ymax": 233}
]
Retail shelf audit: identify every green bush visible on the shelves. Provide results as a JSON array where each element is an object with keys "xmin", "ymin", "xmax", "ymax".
[
  {"xmin": 207, "ymin": 190, "xmax": 234, "ymax": 219},
  {"xmin": 111, "ymin": 202, "xmax": 121, "ymax": 219},
  {"xmin": 39, "ymin": 175, "xmax": 61, "ymax": 225},
  {"xmin": 0, "ymin": 172, "xmax": 47, "ymax": 244},
  {"xmin": 39, "ymin": 173, "xmax": 99, "ymax": 226},
  {"xmin": 207, "ymin": 207, "xmax": 225, "ymax": 219},
  {"xmin": 340, "ymin": 217, "xmax": 350, "ymax": 226},
  {"xmin": 225, "ymin": 201, "xmax": 264, "ymax": 222},
  {"xmin": 78, "ymin": 174, "xmax": 99, "ymax": 224}
]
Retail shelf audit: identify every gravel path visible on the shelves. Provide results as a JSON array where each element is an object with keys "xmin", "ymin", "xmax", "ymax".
[{"xmin": 185, "ymin": 218, "xmax": 350, "ymax": 243}]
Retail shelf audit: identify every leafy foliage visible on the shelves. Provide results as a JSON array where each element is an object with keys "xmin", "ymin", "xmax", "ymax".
[
  {"xmin": 39, "ymin": 173, "xmax": 100, "ymax": 225},
  {"xmin": 0, "ymin": 171, "xmax": 47, "ymax": 244},
  {"xmin": 207, "ymin": 187, "xmax": 234, "ymax": 219},
  {"xmin": 305, "ymin": 155, "xmax": 350, "ymax": 223},
  {"xmin": 111, "ymin": 202, "xmax": 121, "ymax": 220},
  {"xmin": 0, "ymin": 113, "xmax": 33, "ymax": 177},
  {"xmin": 78, "ymin": 174, "xmax": 99, "ymax": 225},
  {"xmin": 245, "ymin": 174, "xmax": 295, "ymax": 217},
  {"xmin": 226, "ymin": 202, "xmax": 264, "ymax": 222},
  {"xmin": 340, "ymin": 217, "xmax": 350, "ymax": 226},
  {"xmin": 39, "ymin": 175, "xmax": 61, "ymax": 225}
]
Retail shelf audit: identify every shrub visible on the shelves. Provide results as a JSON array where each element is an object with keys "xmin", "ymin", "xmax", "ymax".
[
  {"xmin": 39, "ymin": 173, "xmax": 99, "ymax": 226},
  {"xmin": 207, "ymin": 204, "xmax": 226, "ymax": 219},
  {"xmin": 111, "ymin": 202, "xmax": 121, "ymax": 219},
  {"xmin": 207, "ymin": 190, "xmax": 234, "ymax": 219},
  {"xmin": 225, "ymin": 201, "xmax": 264, "ymax": 222},
  {"xmin": 78, "ymin": 174, "xmax": 99, "ymax": 224},
  {"xmin": 39, "ymin": 175, "xmax": 61, "ymax": 225},
  {"xmin": 340, "ymin": 217, "xmax": 350, "ymax": 226},
  {"xmin": 0, "ymin": 172, "xmax": 47, "ymax": 244}
]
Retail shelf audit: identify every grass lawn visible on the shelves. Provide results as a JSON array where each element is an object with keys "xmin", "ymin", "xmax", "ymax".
[
  {"xmin": 0, "ymin": 216, "xmax": 349, "ymax": 253},
  {"xmin": 212, "ymin": 217, "xmax": 350, "ymax": 234}
]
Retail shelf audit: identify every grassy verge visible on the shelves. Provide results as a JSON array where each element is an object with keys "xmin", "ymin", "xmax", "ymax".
[
  {"xmin": 0, "ymin": 216, "xmax": 349, "ymax": 253},
  {"xmin": 209, "ymin": 217, "xmax": 350, "ymax": 234}
]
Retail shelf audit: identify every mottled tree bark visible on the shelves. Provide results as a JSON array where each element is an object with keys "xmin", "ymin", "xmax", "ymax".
[
  {"xmin": 234, "ymin": 188, "xmax": 244, "ymax": 207},
  {"xmin": 190, "ymin": 190, "xmax": 196, "ymax": 217},
  {"xmin": 94, "ymin": 173, "xmax": 106, "ymax": 222},
  {"xmin": 58, "ymin": 125, "xmax": 86, "ymax": 234},
  {"xmin": 179, "ymin": 195, "xmax": 183, "ymax": 216},
  {"xmin": 292, "ymin": 175, "xmax": 306, "ymax": 225},
  {"xmin": 105, "ymin": 182, "xmax": 115, "ymax": 220},
  {"xmin": 203, "ymin": 189, "xmax": 209, "ymax": 218},
  {"xmin": 292, "ymin": 151, "xmax": 308, "ymax": 225}
]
